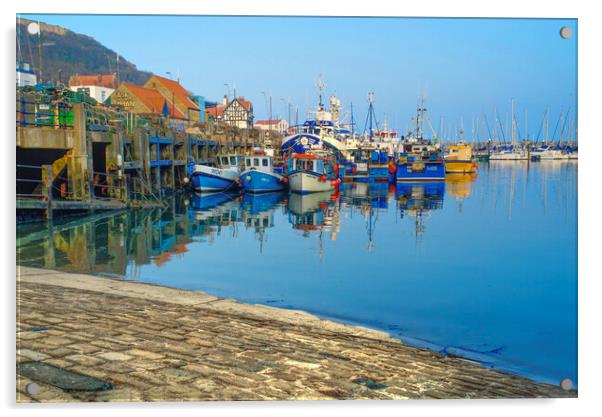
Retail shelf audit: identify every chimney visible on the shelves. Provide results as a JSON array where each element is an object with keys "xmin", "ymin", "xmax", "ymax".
[{"xmin": 223, "ymin": 95, "xmax": 228, "ymax": 106}]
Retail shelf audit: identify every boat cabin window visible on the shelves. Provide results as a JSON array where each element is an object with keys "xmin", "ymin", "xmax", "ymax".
[
  {"xmin": 253, "ymin": 158, "xmax": 259, "ymax": 167},
  {"xmin": 245, "ymin": 158, "xmax": 252, "ymax": 166},
  {"xmin": 262, "ymin": 158, "xmax": 269, "ymax": 167},
  {"xmin": 221, "ymin": 156, "xmax": 229, "ymax": 165},
  {"xmin": 230, "ymin": 156, "xmax": 237, "ymax": 166},
  {"xmin": 295, "ymin": 159, "xmax": 315, "ymax": 171}
]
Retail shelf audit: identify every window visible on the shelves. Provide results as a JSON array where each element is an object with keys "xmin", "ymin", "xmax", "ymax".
[
  {"xmin": 230, "ymin": 157, "xmax": 237, "ymax": 166},
  {"xmin": 262, "ymin": 158, "xmax": 269, "ymax": 167},
  {"xmin": 253, "ymin": 158, "xmax": 259, "ymax": 167},
  {"xmin": 221, "ymin": 157, "xmax": 229, "ymax": 165},
  {"xmin": 246, "ymin": 158, "xmax": 251, "ymax": 166}
]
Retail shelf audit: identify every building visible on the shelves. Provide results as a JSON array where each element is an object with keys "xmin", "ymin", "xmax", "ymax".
[
  {"xmin": 16, "ymin": 62, "xmax": 37, "ymax": 87},
  {"xmin": 143, "ymin": 75, "xmax": 201, "ymax": 123},
  {"xmin": 254, "ymin": 119, "xmax": 289, "ymax": 135},
  {"xmin": 68, "ymin": 74, "xmax": 119, "ymax": 104},
  {"xmin": 109, "ymin": 82, "xmax": 185, "ymax": 117},
  {"xmin": 206, "ymin": 95, "xmax": 254, "ymax": 129}
]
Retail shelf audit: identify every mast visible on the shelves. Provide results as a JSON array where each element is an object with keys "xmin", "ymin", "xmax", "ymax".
[
  {"xmin": 545, "ymin": 106, "xmax": 549, "ymax": 144},
  {"xmin": 350, "ymin": 102, "xmax": 355, "ymax": 136},
  {"xmin": 525, "ymin": 109, "xmax": 528, "ymax": 142},
  {"xmin": 511, "ymin": 98, "xmax": 516, "ymax": 145},
  {"xmin": 315, "ymin": 76, "xmax": 326, "ymax": 109}
]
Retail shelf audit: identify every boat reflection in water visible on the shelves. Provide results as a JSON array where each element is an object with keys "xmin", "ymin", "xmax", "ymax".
[
  {"xmin": 396, "ymin": 182, "xmax": 445, "ymax": 240},
  {"xmin": 445, "ymin": 173, "xmax": 477, "ymax": 211},
  {"xmin": 240, "ymin": 192, "xmax": 288, "ymax": 252},
  {"xmin": 287, "ymin": 191, "xmax": 340, "ymax": 236}
]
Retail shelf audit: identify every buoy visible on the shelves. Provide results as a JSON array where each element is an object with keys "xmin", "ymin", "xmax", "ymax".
[
  {"xmin": 246, "ymin": 175, "xmax": 251, "ymax": 181},
  {"xmin": 183, "ymin": 177, "xmax": 189, "ymax": 184}
]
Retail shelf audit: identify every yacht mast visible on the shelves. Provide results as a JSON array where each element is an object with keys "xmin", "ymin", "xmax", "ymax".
[{"xmin": 511, "ymin": 98, "xmax": 516, "ymax": 145}]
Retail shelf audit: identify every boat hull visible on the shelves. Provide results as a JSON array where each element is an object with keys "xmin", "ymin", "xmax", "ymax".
[
  {"xmin": 489, "ymin": 153, "xmax": 529, "ymax": 161},
  {"xmin": 240, "ymin": 170, "xmax": 286, "ymax": 193},
  {"xmin": 445, "ymin": 160, "xmax": 478, "ymax": 174},
  {"xmin": 191, "ymin": 165, "xmax": 239, "ymax": 192},
  {"xmin": 288, "ymin": 171, "xmax": 336, "ymax": 194},
  {"xmin": 396, "ymin": 161, "xmax": 446, "ymax": 181},
  {"xmin": 369, "ymin": 165, "xmax": 390, "ymax": 182}
]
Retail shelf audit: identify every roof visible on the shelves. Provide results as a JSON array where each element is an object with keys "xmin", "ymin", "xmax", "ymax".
[
  {"xmin": 236, "ymin": 97, "xmax": 252, "ymax": 111},
  {"xmin": 69, "ymin": 74, "xmax": 118, "ymax": 89},
  {"xmin": 145, "ymin": 75, "xmax": 199, "ymax": 111},
  {"xmin": 121, "ymin": 83, "xmax": 185, "ymax": 118},
  {"xmin": 205, "ymin": 105, "xmax": 225, "ymax": 118}
]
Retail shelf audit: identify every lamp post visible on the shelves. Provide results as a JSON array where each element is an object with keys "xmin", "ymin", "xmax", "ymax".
[{"xmin": 27, "ymin": 22, "xmax": 43, "ymax": 83}]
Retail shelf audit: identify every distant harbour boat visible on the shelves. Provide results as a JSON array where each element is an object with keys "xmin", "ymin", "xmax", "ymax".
[
  {"xmin": 191, "ymin": 154, "xmax": 241, "ymax": 192},
  {"xmin": 489, "ymin": 147, "xmax": 529, "ymax": 161}
]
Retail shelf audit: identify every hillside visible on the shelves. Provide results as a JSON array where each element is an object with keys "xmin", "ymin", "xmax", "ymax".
[{"xmin": 16, "ymin": 18, "xmax": 152, "ymax": 85}]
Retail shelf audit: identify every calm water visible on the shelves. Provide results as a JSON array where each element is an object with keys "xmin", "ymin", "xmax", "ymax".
[{"xmin": 17, "ymin": 161, "xmax": 578, "ymax": 385}]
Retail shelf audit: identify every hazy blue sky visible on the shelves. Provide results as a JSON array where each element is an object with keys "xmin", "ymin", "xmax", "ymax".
[{"xmin": 20, "ymin": 14, "xmax": 577, "ymax": 141}]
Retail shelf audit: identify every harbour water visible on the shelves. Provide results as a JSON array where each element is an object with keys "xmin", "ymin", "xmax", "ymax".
[{"xmin": 16, "ymin": 161, "xmax": 577, "ymax": 386}]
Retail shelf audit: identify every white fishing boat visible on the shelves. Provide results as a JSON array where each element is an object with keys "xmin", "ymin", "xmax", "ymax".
[{"xmin": 286, "ymin": 152, "xmax": 340, "ymax": 194}]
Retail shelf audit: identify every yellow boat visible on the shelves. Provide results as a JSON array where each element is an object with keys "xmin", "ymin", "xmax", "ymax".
[{"xmin": 445, "ymin": 144, "xmax": 478, "ymax": 173}]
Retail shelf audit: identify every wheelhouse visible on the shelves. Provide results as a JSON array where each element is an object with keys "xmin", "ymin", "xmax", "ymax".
[
  {"xmin": 216, "ymin": 154, "xmax": 241, "ymax": 169},
  {"xmin": 287, "ymin": 154, "xmax": 332, "ymax": 175},
  {"xmin": 244, "ymin": 155, "xmax": 273, "ymax": 171}
]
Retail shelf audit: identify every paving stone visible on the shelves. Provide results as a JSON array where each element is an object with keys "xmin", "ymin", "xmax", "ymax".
[
  {"xmin": 125, "ymin": 349, "xmax": 164, "ymax": 360},
  {"xmin": 18, "ymin": 349, "xmax": 51, "ymax": 361},
  {"xmin": 95, "ymin": 351, "xmax": 134, "ymax": 361},
  {"xmin": 15, "ymin": 273, "xmax": 577, "ymax": 402}
]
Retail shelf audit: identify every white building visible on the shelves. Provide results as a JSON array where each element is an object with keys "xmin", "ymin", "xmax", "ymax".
[
  {"xmin": 16, "ymin": 62, "xmax": 37, "ymax": 87},
  {"xmin": 68, "ymin": 74, "xmax": 118, "ymax": 104},
  {"xmin": 254, "ymin": 119, "xmax": 289, "ymax": 135}
]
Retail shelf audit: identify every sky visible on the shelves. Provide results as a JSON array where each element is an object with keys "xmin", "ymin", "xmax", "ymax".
[{"xmin": 20, "ymin": 14, "xmax": 577, "ymax": 141}]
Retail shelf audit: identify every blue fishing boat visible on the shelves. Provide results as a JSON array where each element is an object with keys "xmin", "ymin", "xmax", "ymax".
[
  {"xmin": 394, "ymin": 99, "xmax": 446, "ymax": 182},
  {"xmin": 190, "ymin": 154, "xmax": 241, "ymax": 192},
  {"xmin": 395, "ymin": 142, "xmax": 446, "ymax": 181},
  {"xmin": 240, "ymin": 153, "xmax": 287, "ymax": 193}
]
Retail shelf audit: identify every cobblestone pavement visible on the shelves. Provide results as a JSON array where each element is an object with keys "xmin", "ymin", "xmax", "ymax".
[{"xmin": 16, "ymin": 267, "xmax": 576, "ymax": 402}]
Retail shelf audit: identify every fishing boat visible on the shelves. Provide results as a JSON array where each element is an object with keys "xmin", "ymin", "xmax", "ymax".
[
  {"xmin": 445, "ymin": 143, "xmax": 478, "ymax": 173},
  {"xmin": 240, "ymin": 152, "xmax": 287, "ymax": 193},
  {"xmin": 190, "ymin": 154, "xmax": 242, "ymax": 192},
  {"xmin": 286, "ymin": 152, "xmax": 340, "ymax": 194},
  {"xmin": 281, "ymin": 79, "xmax": 351, "ymax": 160},
  {"xmin": 396, "ymin": 142, "xmax": 446, "ymax": 181},
  {"xmin": 395, "ymin": 98, "xmax": 446, "ymax": 182}
]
